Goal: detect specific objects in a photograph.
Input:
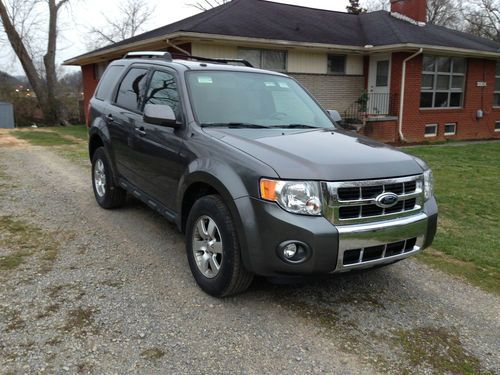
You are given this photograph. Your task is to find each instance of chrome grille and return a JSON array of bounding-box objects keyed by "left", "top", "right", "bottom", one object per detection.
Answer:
[{"left": 322, "top": 175, "right": 424, "bottom": 225}]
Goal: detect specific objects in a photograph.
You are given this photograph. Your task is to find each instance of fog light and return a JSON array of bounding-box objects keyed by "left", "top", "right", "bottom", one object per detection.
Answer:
[
  {"left": 283, "top": 243, "right": 297, "bottom": 259},
  {"left": 277, "top": 241, "right": 310, "bottom": 264}
]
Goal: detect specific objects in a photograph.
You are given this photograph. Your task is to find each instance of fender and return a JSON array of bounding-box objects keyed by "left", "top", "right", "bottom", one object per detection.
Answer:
[
  {"left": 89, "top": 120, "right": 119, "bottom": 185},
  {"left": 176, "top": 159, "right": 256, "bottom": 271}
]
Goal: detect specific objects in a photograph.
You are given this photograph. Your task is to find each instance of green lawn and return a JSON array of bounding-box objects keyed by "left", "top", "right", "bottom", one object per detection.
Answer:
[{"left": 407, "top": 143, "right": 500, "bottom": 294}]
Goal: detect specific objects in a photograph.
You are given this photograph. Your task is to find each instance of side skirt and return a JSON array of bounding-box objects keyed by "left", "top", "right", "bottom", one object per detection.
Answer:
[{"left": 118, "top": 177, "right": 178, "bottom": 224}]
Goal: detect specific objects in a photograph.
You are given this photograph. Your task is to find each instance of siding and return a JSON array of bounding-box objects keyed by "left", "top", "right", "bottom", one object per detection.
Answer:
[
  {"left": 290, "top": 73, "right": 364, "bottom": 113},
  {"left": 191, "top": 42, "right": 363, "bottom": 76}
]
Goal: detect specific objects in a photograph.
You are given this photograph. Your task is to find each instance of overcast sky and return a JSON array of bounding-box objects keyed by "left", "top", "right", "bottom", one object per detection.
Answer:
[{"left": 0, "top": 0, "right": 349, "bottom": 76}]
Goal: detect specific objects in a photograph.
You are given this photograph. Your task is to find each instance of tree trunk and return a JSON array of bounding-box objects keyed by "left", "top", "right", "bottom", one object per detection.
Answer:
[{"left": 0, "top": 0, "right": 70, "bottom": 125}]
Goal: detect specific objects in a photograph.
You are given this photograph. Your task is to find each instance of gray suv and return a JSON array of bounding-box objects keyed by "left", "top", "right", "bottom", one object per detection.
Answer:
[{"left": 88, "top": 51, "right": 438, "bottom": 297}]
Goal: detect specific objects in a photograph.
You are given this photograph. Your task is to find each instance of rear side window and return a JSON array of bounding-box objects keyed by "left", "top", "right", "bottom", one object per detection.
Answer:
[
  {"left": 115, "top": 68, "right": 149, "bottom": 112},
  {"left": 95, "top": 65, "right": 124, "bottom": 101}
]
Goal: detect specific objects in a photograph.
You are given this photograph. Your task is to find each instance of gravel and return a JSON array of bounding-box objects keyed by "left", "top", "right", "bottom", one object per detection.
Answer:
[{"left": 0, "top": 142, "right": 499, "bottom": 375}]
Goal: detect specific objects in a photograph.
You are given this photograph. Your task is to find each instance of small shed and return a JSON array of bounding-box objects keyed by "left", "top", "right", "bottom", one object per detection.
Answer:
[{"left": 0, "top": 102, "right": 15, "bottom": 128}]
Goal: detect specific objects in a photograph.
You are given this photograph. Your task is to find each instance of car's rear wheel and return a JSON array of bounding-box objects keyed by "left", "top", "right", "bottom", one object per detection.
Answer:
[
  {"left": 186, "top": 195, "right": 254, "bottom": 297},
  {"left": 91, "top": 147, "right": 127, "bottom": 209}
]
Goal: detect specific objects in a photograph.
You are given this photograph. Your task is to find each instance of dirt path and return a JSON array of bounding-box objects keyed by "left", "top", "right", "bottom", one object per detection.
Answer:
[{"left": 0, "top": 141, "right": 499, "bottom": 374}]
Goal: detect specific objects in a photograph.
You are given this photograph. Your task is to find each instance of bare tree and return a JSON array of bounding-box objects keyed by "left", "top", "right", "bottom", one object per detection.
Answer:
[
  {"left": 362, "top": 0, "right": 388, "bottom": 11},
  {"left": 463, "top": 0, "right": 500, "bottom": 42},
  {"left": 427, "top": 0, "right": 460, "bottom": 27},
  {"left": 88, "top": 0, "right": 155, "bottom": 49},
  {"left": 0, "top": 0, "right": 70, "bottom": 125},
  {"left": 188, "top": 0, "right": 231, "bottom": 11}
]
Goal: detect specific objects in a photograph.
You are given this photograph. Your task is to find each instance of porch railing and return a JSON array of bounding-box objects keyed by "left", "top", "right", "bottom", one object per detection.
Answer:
[{"left": 342, "top": 93, "right": 398, "bottom": 124}]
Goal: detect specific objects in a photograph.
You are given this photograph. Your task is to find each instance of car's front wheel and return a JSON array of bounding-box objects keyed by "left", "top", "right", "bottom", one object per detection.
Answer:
[
  {"left": 91, "top": 147, "right": 127, "bottom": 209},
  {"left": 186, "top": 195, "right": 254, "bottom": 297}
]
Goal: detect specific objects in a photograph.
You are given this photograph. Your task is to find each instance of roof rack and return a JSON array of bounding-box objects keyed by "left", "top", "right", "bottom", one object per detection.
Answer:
[
  {"left": 124, "top": 51, "right": 173, "bottom": 61},
  {"left": 171, "top": 53, "right": 253, "bottom": 67}
]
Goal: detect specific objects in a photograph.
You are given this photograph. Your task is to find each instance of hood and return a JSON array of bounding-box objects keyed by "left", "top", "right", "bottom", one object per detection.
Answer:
[{"left": 204, "top": 128, "right": 423, "bottom": 181}]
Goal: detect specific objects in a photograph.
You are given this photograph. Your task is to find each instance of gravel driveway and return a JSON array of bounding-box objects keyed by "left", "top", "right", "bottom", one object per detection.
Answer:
[{"left": 0, "top": 139, "right": 499, "bottom": 375}]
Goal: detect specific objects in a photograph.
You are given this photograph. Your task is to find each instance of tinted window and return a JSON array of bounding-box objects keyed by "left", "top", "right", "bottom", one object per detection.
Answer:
[
  {"left": 186, "top": 71, "right": 333, "bottom": 128},
  {"left": 115, "top": 68, "right": 149, "bottom": 111},
  {"left": 95, "top": 65, "right": 124, "bottom": 101},
  {"left": 144, "top": 71, "right": 180, "bottom": 117}
]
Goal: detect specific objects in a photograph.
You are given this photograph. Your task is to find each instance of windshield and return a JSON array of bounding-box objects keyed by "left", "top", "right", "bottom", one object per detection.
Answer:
[{"left": 186, "top": 71, "right": 335, "bottom": 129}]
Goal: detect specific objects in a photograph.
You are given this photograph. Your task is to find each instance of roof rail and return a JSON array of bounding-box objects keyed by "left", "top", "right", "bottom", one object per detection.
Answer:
[
  {"left": 124, "top": 51, "right": 173, "bottom": 61},
  {"left": 171, "top": 53, "right": 253, "bottom": 67}
]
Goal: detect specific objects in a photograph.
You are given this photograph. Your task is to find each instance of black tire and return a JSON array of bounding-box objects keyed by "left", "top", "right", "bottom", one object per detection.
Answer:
[
  {"left": 186, "top": 195, "right": 254, "bottom": 297},
  {"left": 91, "top": 147, "right": 127, "bottom": 209}
]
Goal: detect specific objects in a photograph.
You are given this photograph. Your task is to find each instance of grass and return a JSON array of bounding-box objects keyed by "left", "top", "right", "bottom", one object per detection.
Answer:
[
  {"left": 0, "top": 215, "right": 60, "bottom": 272},
  {"left": 406, "top": 142, "right": 500, "bottom": 294},
  {"left": 395, "top": 327, "right": 482, "bottom": 375},
  {"left": 14, "top": 130, "right": 77, "bottom": 146},
  {"left": 12, "top": 125, "right": 89, "bottom": 164}
]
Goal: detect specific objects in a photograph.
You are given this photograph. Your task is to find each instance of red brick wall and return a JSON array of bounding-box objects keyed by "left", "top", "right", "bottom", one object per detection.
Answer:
[
  {"left": 390, "top": 52, "right": 500, "bottom": 143},
  {"left": 82, "top": 64, "right": 99, "bottom": 117},
  {"left": 361, "top": 120, "right": 398, "bottom": 143}
]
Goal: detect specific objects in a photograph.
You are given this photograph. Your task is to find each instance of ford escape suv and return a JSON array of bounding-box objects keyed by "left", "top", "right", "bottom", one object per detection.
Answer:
[{"left": 87, "top": 51, "right": 438, "bottom": 297}]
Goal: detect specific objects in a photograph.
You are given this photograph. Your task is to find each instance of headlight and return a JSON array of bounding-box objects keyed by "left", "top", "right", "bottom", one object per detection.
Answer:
[
  {"left": 423, "top": 169, "right": 434, "bottom": 201},
  {"left": 260, "top": 179, "right": 322, "bottom": 216}
]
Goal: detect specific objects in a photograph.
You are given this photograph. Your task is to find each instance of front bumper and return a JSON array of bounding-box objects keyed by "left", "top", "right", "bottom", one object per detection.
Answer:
[{"left": 234, "top": 196, "right": 438, "bottom": 277}]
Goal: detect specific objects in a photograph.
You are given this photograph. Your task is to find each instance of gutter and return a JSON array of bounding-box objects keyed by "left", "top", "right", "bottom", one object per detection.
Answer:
[{"left": 398, "top": 48, "right": 423, "bottom": 143}]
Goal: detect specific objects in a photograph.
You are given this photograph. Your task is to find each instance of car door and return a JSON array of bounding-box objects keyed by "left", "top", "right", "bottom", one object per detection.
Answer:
[
  {"left": 131, "top": 68, "right": 185, "bottom": 211},
  {"left": 108, "top": 66, "right": 150, "bottom": 186}
]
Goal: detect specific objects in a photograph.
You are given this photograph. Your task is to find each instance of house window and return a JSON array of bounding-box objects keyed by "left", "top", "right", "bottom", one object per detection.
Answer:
[
  {"left": 495, "top": 121, "right": 500, "bottom": 132},
  {"left": 376, "top": 60, "right": 389, "bottom": 87},
  {"left": 444, "top": 123, "right": 457, "bottom": 135},
  {"left": 425, "top": 124, "right": 438, "bottom": 137},
  {"left": 238, "top": 48, "right": 287, "bottom": 71},
  {"left": 328, "top": 55, "right": 346, "bottom": 74},
  {"left": 494, "top": 63, "right": 500, "bottom": 107},
  {"left": 420, "top": 55, "right": 465, "bottom": 108}
]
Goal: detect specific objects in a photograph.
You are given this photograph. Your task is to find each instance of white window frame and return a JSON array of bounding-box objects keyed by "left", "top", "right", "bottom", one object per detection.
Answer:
[
  {"left": 444, "top": 122, "right": 457, "bottom": 136},
  {"left": 420, "top": 55, "right": 466, "bottom": 109},
  {"left": 425, "top": 124, "right": 438, "bottom": 137},
  {"left": 237, "top": 47, "right": 288, "bottom": 72},
  {"left": 327, "top": 54, "right": 346, "bottom": 75},
  {"left": 494, "top": 62, "right": 500, "bottom": 108},
  {"left": 495, "top": 121, "right": 500, "bottom": 132}
]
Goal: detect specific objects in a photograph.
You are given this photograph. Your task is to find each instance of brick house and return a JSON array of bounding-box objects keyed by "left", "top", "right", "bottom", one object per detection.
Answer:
[{"left": 65, "top": 0, "right": 500, "bottom": 143}]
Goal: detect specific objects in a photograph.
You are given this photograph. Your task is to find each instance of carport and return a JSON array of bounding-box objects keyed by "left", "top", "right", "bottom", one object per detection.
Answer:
[{"left": 0, "top": 102, "right": 15, "bottom": 128}]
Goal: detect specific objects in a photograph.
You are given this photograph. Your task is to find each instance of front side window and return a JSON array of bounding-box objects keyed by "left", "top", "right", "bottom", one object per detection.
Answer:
[
  {"left": 420, "top": 55, "right": 465, "bottom": 108},
  {"left": 144, "top": 70, "right": 180, "bottom": 117},
  {"left": 115, "top": 68, "right": 149, "bottom": 112},
  {"left": 186, "top": 71, "right": 333, "bottom": 128},
  {"left": 328, "top": 55, "right": 346, "bottom": 74},
  {"left": 238, "top": 48, "right": 287, "bottom": 71},
  {"left": 494, "top": 62, "right": 500, "bottom": 107}
]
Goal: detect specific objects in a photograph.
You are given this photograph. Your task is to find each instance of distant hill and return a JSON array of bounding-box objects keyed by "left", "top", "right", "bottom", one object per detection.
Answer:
[{"left": 0, "top": 71, "right": 23, "bottom": 86}]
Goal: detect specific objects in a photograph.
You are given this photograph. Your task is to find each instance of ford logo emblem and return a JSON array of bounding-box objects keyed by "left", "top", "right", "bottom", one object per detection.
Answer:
[{"left": 375, "top": 192, "right": 399, "bottom": 208}]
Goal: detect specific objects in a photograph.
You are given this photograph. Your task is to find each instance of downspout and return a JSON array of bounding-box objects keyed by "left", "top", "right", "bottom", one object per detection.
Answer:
[{"left": 398, "top": 48, "right": 423, "bottom": 142}]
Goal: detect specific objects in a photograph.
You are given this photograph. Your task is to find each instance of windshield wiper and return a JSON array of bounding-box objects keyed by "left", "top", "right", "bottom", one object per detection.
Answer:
[
  {"left": 201, "top": 122, "right": 270, "bottom": 129},
  {"left": 270, "top": 124, "right": 322, "bottom": 129}
]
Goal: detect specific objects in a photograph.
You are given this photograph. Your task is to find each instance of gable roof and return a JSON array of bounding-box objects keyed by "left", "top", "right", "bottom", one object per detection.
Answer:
[{"left": 65, "top": 0, "right": 500, "bottom": 65}]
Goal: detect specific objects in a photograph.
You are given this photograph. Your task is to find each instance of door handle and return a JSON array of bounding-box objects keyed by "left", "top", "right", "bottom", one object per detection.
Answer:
[
  {"left": 135, "top": 127, "right": 147, "bottom": 136},
  {"left": 106, "top": 114, "right": 114, "bottom": 123}
]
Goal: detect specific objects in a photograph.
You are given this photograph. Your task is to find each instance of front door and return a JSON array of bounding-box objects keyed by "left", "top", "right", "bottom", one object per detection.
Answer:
[
  {"left": 367, "top": 54, "right": 391, "bottom": 115},
  {"left": 132, "top": 69, "right": 185, "bottom": 211}
]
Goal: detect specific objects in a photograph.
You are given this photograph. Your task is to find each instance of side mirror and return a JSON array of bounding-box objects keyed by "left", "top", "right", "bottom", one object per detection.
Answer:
[
  {"left": 144, "top": 104, "right": 179, "bottom": 127},
  {"left": 327, "top": 109, "right": 342, "bottom": 123}
]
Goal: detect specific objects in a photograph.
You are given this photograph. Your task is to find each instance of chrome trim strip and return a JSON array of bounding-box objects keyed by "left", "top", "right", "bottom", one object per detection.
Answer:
[{"left": 333, "top": 213, "right": 428, "bottom": 272}]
